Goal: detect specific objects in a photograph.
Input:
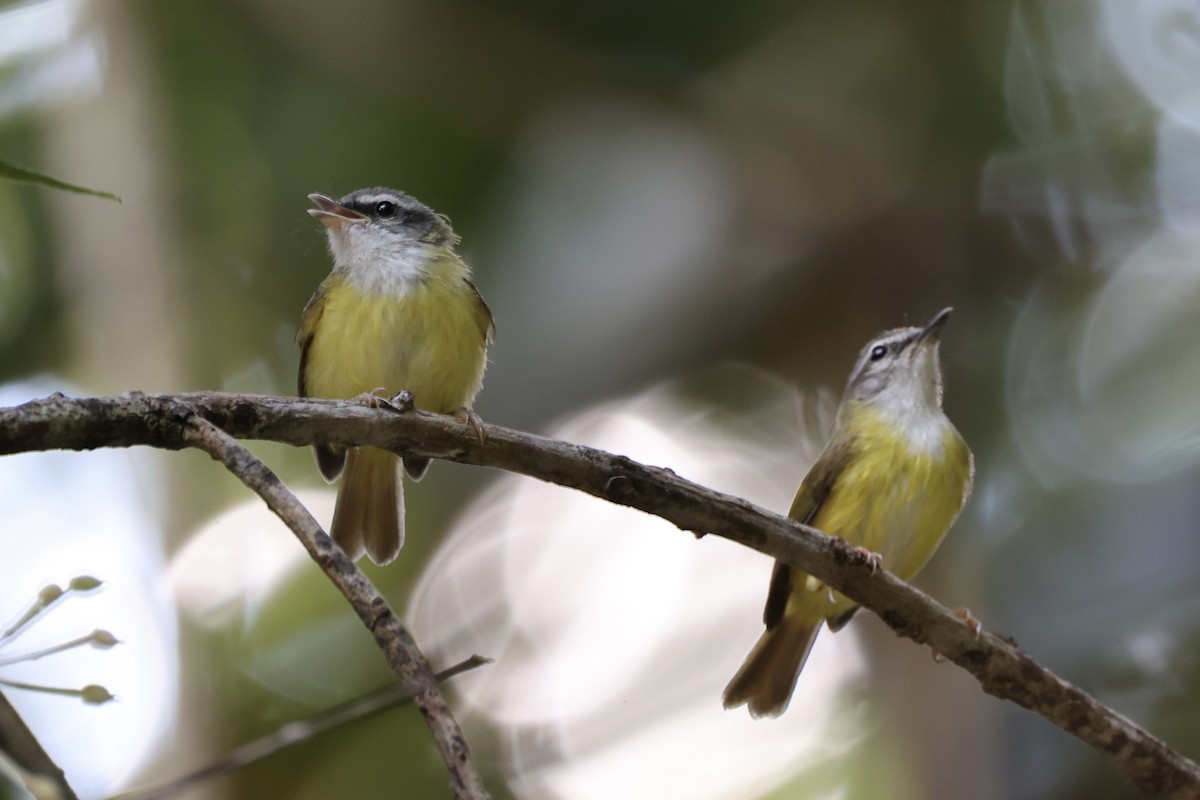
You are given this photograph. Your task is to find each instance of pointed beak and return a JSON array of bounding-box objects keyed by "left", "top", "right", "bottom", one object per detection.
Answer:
[
  {"left": 917, "top": 307, "right": 952, "bottom": 344},
  {"left": 308, "top": 192, "right": 367, "bottom": 230}
]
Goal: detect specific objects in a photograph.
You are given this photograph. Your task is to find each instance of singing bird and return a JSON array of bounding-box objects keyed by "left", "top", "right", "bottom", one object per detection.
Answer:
[
  {"left": 724, "top": 308, "right": 973, "bottom": 717},
  {"left": 297, "top": 188, "right": 494, "bottom": 565}
]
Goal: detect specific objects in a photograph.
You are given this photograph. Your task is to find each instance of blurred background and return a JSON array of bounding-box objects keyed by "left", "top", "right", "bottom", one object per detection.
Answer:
[{"left": 1, "top": 0, "right": 1198, "bottom": 798}]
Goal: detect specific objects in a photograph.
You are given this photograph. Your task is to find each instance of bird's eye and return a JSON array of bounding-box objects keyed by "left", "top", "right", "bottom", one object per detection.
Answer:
[
  {"left": 374, "top": 201, "right": 397, "bottom": 218},
  {"left": 869, "top": 345, "right": 888, "bottom": 361}
]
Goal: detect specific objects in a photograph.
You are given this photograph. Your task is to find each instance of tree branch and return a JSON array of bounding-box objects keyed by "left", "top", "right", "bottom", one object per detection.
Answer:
[
  {"left": 0, "top": 689, "right": 78, "bottom": 800},
  {"left": 2, "top": 391, "right": 1198, "bottom": 797},
  {"left": 109, "top": 655, "right": 491, "bottom": 800},
  {"left": 174, "top": 409, "right": 488, "bottom": 799}
]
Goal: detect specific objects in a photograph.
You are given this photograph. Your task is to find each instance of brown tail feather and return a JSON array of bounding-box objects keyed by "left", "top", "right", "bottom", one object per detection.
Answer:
[
  {"left": 404, "top": 457, "right": 430, "bottom": 481},
  {"left": 723, "top": 617, "right": 821, "bottom": 718},
  {"left": 330, "top": 447, "right": 405, "bottom": 565}
]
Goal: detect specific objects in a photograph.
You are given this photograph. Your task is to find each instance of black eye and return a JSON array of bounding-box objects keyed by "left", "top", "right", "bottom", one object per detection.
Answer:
[
  {"left": 374, "top": 201, "right": 397, "bottom": 218},
  {"left": 869, "top": 345, "right": 888, "bottom": 361}
]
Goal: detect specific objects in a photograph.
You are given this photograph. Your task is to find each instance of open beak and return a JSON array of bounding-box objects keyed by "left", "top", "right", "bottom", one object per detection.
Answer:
[
  {"left": 307, "top": 192, "right": 367, "bottom": 230},
  {"left": 917, "top": 307, "right": 952, "bottom": 344}
]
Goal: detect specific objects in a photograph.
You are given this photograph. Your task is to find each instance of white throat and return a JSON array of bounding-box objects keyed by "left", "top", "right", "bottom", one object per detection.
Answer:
[{"left": 328, "top": 225, "right": 440, "bottom": 296}]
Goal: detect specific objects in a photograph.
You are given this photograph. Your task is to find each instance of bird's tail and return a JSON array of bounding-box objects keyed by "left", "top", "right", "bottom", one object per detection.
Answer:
[
  {"left": 330, "top": 447, "right": 404, "bottom": 565},
  {"left": 722, "top": 616, "right": 822, "bottom": 718}
]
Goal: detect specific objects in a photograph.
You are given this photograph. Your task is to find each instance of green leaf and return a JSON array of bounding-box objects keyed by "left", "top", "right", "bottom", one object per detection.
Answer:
[{"left": 0, "top": 158, "right": 121, "bottom": 202}]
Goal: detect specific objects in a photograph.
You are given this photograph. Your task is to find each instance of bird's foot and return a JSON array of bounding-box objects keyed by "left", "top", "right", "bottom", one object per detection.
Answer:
[
  {"left": 353, "top": 388, "right": 413, "bottom": 413},
  {"left": 850, "top": 546, "right": 883, "bottom": 575},
  {"left": 953, "top": 606, "right": 983, "bottom": 639},
  {"left": 452, "top": 406, "right": 486, "bottom": 442},
  {"left": 929, "top": 609, "right": 982, "bottom": 664}
]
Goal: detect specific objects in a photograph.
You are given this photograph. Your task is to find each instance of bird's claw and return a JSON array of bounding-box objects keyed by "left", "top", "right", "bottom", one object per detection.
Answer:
[
  {"left": 850, "top": 546, "right": 883, "bottom": 575},
  {"left": 354, "top": 388, "right": 413, "bottom": 414},
  {"left": 953, "top": 606, "right": 983, "bottom": 639},
  {"left": 930, "top": 610, "right": 982, "bottom": 664},
  {"left": 354, "top": 387, "right": 395, "bottom": 410},
  {"left": 453, "top": 407, "right": 486, "bottom": 443}
]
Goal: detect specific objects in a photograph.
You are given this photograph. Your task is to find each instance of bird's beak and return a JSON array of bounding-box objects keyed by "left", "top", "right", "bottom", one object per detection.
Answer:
[
  {"left": 917, "top": 307, "right": 952, "bottom": 344},
  {"left": 307, "top": 193, "right": 367, "bottom": 230}
]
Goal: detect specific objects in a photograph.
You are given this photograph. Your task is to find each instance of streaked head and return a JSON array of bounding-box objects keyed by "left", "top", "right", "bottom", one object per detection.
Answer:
[
  {"left": 308, "top": 187, "right": 459, "bottom": 274},
  {"left": 844, "top": 307, "right": 952, "bottom": 409}
]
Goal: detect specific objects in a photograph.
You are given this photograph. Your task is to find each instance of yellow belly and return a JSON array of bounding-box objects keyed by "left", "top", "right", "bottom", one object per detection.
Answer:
[
  {"left": 817, "top": 424, "right": 968, "bottom": 577},
  {"left": 304, "top": 275, "right": 487, "bottom": 413},
  {"left": 798, "top": 404, "right": 972, "bottom": 617}
]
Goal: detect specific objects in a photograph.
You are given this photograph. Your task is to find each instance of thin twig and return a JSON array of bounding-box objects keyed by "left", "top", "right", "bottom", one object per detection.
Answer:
[
  {"left": 172, "top": 408, "right": 489, "bottom": 800},
  {"left": 1, "top": 391, "right": 1198, "bottom": 797},
  {"left": 108, "top": 655, "right": 491, "bottom": 800}
]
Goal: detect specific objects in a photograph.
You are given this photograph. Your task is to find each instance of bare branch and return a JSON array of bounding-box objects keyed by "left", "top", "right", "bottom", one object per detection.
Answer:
[
  {"left": 0, "top": 690, "right": 78, "bottom": 800},
  {"left": 174, "top": 409, "right": 489, "bottom": 800},
  {"left": 1, "top": 391, "right": 1198, "bottom": 797},
  {"left": 108, "top": 655, "right": 491, "bottom": 800}
]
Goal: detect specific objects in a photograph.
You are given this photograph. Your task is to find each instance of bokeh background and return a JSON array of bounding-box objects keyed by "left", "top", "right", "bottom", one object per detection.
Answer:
[{"left": 1, "top": 0, "right": 1199, "bottom": 798}]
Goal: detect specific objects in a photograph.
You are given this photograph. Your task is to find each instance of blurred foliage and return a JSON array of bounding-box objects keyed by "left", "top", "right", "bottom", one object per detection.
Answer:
[
  {"left": 2, "top": 0, "right": 1200, "bottom": 799},
  {"left": 0, "top": 157, "right": 118, "bottom": 200}
]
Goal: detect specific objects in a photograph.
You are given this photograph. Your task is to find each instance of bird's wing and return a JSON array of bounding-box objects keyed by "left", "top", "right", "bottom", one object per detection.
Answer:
[
  {"left": 295, "top": 281, "right": 345, "bottom": 481},
  {"left": 762, "top": 435, "right": 857, "bottom": 629},
  {"left": 296, "top": 282, "right": 329, "bottom": 398},
  {"left": 466, "top": 279, "right": 496, "bottom": 346}
]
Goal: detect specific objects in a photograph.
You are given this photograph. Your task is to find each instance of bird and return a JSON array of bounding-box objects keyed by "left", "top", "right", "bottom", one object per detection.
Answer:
[
  {"left": 297, "top": 187, "right": 494, "bottom": 565},
  {"left": 723, "top": 308, "right": 973, "bottom": 717}
]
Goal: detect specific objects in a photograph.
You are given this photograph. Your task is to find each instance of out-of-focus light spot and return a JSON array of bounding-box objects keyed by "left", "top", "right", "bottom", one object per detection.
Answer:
[
  {"left": 1008, "top": 229, "right": 1200, "bottom": 485},
  {"left": 0, "top": 0, "right": 103, "bottom": 115},
  {"left": 0, "top": 0, "right": 80, "bottom": 62},
  {"left": 169, "top": 488, "right": 392, "bottom": 705},
  {"left": 168, "top": 491, "right": 321, "bottom": 631},
  {"left": 1078, "top": 230, "right": 1200, "bottom": 471},
  {"left": 980, "top": 4, "right": 1166, "bottom": 261},
  {"left": 971, "top": 460, "right": 1028, "bottom": 542},
  {"left": 1126, "top": 629, "right": 1174, "bottom": 680},
  {"left": 0, "top": 379, "right": 177, "bottom": 799},
  {"left": 409, "top": 368, "right": 869, "bottom": 800},
  {"left": 1103, "top": 0, "right": 1200, "bottom": 129},
  {"left": 992, "top": 3, "right": 1200, "bottom": 486},
  {"left": 1155, "top": 116, "right": 1200, "bottom": 230}
]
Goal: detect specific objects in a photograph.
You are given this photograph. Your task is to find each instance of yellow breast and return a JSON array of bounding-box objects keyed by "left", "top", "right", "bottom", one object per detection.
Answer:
[
  {"left": 813, "top": 403, "right": 972, "bottom": 581},
  {"left": 302, "top": 272, "right": 488, "bottom": 413}
]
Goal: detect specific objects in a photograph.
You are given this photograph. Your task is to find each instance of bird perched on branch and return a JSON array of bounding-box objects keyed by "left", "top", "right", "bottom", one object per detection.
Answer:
[
  {"left": 724, "top": 308, "right": 972, "bottom": 717},
  {"left": 297, "top": 187, "right": 494, "bottom": 565}
]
